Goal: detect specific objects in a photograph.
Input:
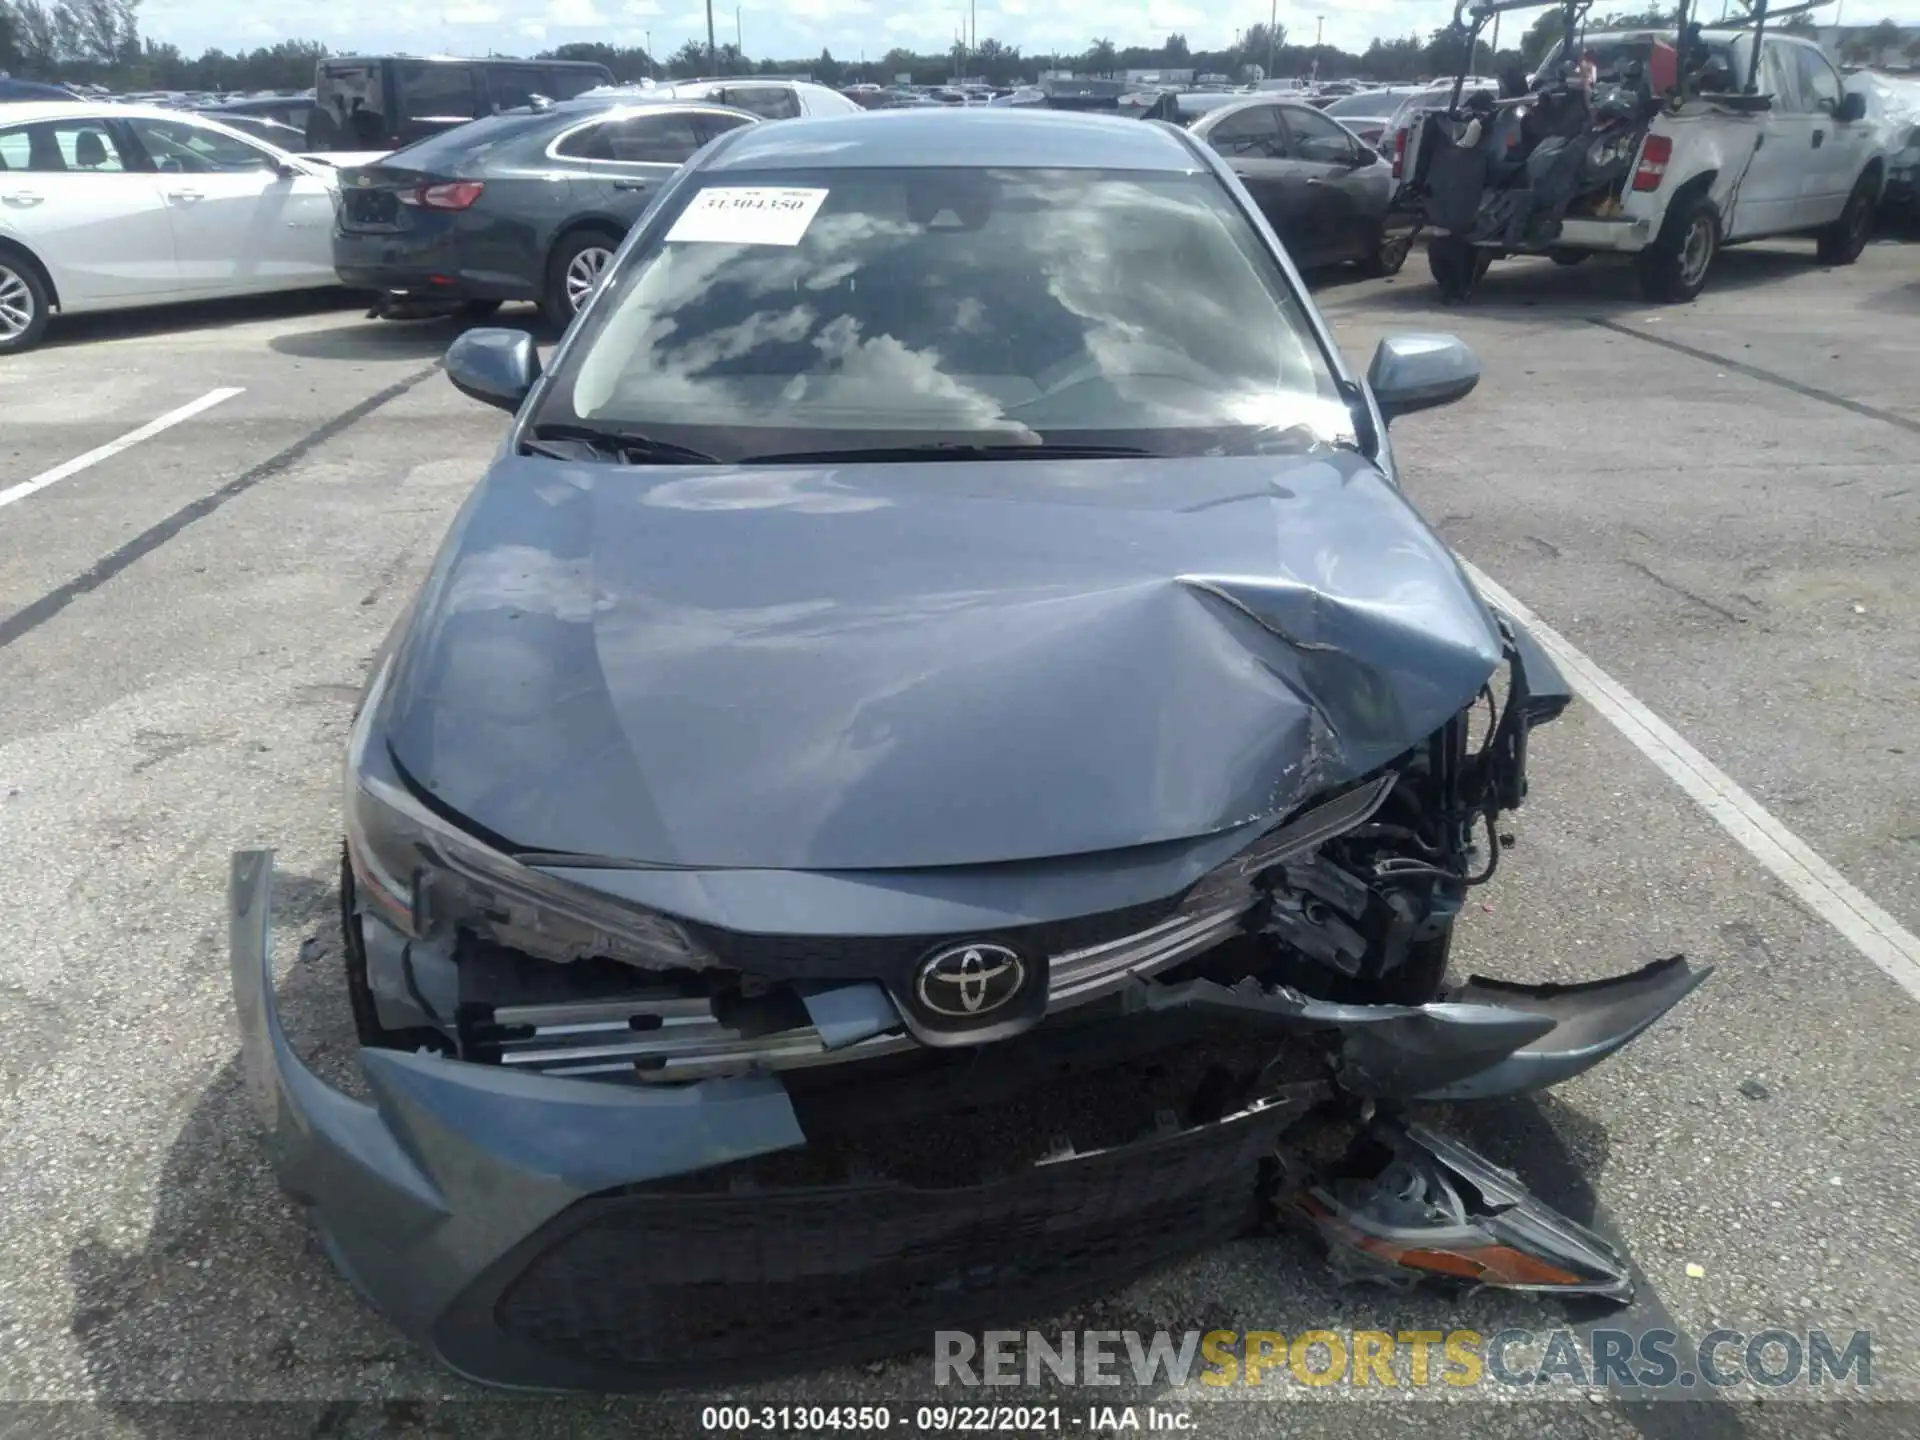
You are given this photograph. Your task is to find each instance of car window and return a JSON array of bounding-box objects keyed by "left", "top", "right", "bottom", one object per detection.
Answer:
[
  {"left": 129, "top": 118, "right": 275, "bottom": 173},
  {"left": 0, "top": 118, "right": 129, "bottom": 172},
  {"left": 565, "top": 112, "right": 705, "bottom": 164},
  {"left": 546, "top": 165, "right": 1346, "bottom": 463},
  {"left": 1282, "top": 106, "right": 1358, "bottom": 162},
  {"left": 1763, "top": 41, "right": 1807, "bottom": 112},
  {"left": 1174, "top": 93, "right": 1238, "bottom": 126},
  {"left": 1323, "top": 92, "right": 1389, "bottom": 117},
  {"left": 695, "top": 111, "right": 756, "bottom": 144},
  {"left": 720, "top": 85, "right": 802, "bottom": 120},
  {"left": 486, "top": 64, "right": 550, "bottom": 112},
  {"left": 1791, "top": 44, "right": 1843, "bottom": 115},
  {"left": 1205, "top": 104, "right": 1283, "bottom": 158},
  {"left": 545, "top": 67, "right": 609, "bottom": 101},
  {"left": 396, "top": 61, "right": 478, "bottom": 121}
]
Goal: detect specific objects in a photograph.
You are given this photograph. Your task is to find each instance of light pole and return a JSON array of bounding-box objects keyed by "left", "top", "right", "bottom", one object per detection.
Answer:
[
  {"left": 1313, "top": 15, "right": 1324, "bottom": 84},
  {"left": 705, "top": 0, "right": 717, "bottom": 75},
  {"left": 1267, "top": 0, "right": 1277, "bottom": 79},
  {"left": 646, "top": 29, "right": 653, "bottom": 79}
]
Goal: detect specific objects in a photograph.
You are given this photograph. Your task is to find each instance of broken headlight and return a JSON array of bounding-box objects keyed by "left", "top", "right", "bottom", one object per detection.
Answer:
[{"left": 343, "top": 657, "right": 716, "bottom": 970}]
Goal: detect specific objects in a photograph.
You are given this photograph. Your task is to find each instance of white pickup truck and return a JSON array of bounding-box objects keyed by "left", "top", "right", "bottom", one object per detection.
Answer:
[{"left": 1403, "top": 26, "right": 1885, "bottom": 302}]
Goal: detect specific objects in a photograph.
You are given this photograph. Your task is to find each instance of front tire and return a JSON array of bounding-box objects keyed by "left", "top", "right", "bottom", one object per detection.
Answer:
[
  {"left": 542, "top": 227, "right": 621, "bottom": 330},
  {"left": 1637, "top": 193, "right": 1719, "bottom": 303},
  {"left": 1815, "top": 171, "right": 1876, "bottom": 266},
  {"left": 1547, "top": 247, "right": 1589, "bottom": 266},
  {"left": 0, "top": 251, "right": 54, "bottom": 355}
]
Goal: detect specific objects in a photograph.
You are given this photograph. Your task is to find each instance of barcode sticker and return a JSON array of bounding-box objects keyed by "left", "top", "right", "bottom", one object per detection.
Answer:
[{"left": 664, "top": 186, "right": 829, "bottom": 246}]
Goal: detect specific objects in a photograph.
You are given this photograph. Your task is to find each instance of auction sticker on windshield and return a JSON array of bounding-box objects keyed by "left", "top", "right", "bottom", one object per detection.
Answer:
[{"left": 665, "top": 187, "right": 829, "bottom": 246}]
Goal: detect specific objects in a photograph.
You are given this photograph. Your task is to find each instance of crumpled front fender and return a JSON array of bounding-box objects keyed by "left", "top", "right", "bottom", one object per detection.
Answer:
[{"left": 1125, "top": 954, "right": 1711, "bottom": 1101}]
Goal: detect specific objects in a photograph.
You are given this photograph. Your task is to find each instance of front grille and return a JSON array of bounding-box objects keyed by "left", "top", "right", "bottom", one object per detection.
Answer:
[
  {"left": 681, "top": 894, "right": 1186, "bottom": 984},
  {"left": 488, "top": 1099, "right": 1292, "bottom": 1375}
]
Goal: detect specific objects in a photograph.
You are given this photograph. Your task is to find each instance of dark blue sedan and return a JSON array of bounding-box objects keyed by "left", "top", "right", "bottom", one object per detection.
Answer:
[{"left": 332, "top": 98, "right": 758, "bottom": 326}]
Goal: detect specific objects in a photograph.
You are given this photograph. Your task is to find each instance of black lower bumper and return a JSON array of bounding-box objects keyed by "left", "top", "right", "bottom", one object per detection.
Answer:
[{"left": 332, "top": 228, "right": 541, "bottom": 304}]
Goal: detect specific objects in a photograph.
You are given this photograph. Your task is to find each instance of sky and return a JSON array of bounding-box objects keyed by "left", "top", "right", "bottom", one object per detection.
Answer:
[{"left": 139, "top": 0, "right": 1920, "bottom": 66}]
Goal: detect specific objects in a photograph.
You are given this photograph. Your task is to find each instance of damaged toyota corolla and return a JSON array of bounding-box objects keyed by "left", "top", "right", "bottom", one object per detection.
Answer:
[{"left": 231, "top": 108, "right": 1710, "bottom": 1391}]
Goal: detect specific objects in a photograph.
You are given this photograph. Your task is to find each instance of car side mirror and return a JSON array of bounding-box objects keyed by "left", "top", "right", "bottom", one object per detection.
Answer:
[
  {"left": 1352, "top": 145, "right": 1379, "bottom": 167},
  {"left": 447, "top": 328, "right": 542, "bottom": 413},
  {"left": 1367, "top": 333, "right": 1481, "bottom": 423},
  {"left": 1836, "top": 91, "right": 1867, "bottom": 124}
]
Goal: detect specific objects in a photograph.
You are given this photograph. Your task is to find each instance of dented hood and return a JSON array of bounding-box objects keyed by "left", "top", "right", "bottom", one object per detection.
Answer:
[{"left": 382, "top": 451, "right": 1504, "bottom": 870}]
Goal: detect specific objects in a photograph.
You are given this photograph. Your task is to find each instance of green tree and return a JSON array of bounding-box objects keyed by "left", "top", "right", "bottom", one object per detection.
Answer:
[
  {"left": 1592, "top": 7, "right": 1676, "bottom": 27},
  {"left": 1085, "top": 36, "right": 1116, "bottom": 75},
  {"left": 669, "top": 38, "right": 706, "bottom": 78},
  {"left": 1866, "top": 18, "right": 1903, "bottom": 60},
  {"left": 814, "top": 47, "right": 841, "bottom": 85},
  {"left": 10, "top": 0, "right": 58, "bottom": 76},
  {"left": 1520, "top": 11, "right": 1564, "bottom": 66},
  {"left": 1163, "top": 32, "right": 1189, "bottom": 63},
  {"left": 973, "top": 38, "right": 1021, "bottom": 85}
]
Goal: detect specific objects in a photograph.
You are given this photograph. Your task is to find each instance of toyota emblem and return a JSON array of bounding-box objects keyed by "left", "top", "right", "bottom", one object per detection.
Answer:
[{"left": 914, "top": 942, "right": 1027, "bottom": 1018}]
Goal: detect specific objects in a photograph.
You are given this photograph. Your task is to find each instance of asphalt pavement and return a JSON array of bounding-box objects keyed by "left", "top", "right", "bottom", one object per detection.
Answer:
[{"left": 1, "top": 240, "right": 1917, "bottom": 1440}]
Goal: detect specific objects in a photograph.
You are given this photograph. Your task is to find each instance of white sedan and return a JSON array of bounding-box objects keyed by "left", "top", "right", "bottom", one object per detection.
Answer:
[{"left": 0, "top": 102, "right": 344, "bottom": 354}]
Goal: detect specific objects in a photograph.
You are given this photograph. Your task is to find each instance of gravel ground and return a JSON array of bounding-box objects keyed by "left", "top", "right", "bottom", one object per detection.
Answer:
[{"left": 1, "top": 237, "right": 1917, "bottom": 1438}]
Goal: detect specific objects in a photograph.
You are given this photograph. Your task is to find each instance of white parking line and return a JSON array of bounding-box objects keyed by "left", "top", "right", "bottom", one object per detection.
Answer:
[
  {"left": 1466, "top": 561, "right": 1920, "bottom": 1004},
  {"left": 0, "top": 387, "right": 244, "bottom": 513}
]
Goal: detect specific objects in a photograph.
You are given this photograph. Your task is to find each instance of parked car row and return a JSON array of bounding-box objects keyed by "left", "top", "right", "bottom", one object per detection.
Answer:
[{"left": 4, "top": 47, "right": 1913, "bottom": 354}]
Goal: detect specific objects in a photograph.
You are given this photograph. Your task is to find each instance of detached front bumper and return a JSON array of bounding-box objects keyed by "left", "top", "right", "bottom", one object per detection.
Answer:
[
  {"left": 231, "top": 852, "right": 1316, "bottom": 1391},
  {"left": 332, "top": 227, "right": 541, "bottom": 303},
  {"left": 234, "top": 839, "right": 1710, "bottom": 1388}
]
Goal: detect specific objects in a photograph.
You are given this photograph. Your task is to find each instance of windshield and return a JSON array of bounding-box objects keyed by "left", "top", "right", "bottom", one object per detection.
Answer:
[
  {"left": 1538, "top": 33, "right": 1735, "bottom": 80},
  {"left": 539, "top": 165, "right": 1348, "bottom": 463}
]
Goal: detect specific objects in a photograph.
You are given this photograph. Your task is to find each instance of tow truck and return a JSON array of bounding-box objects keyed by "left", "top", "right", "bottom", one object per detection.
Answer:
[{"left": 1396, "top": 0, "right": 1883, "bottom": 302}]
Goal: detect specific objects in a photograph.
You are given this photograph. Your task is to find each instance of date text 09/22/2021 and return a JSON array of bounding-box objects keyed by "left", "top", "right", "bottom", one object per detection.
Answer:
[{"left": 700, "top": 1406, "right": 1192, "bottom": 1432}]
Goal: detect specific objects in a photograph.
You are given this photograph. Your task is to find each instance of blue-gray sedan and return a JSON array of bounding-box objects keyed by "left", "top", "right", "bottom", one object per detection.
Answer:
[{"left": 235, "top": 107, "right": 1708, "bottom": 1392}]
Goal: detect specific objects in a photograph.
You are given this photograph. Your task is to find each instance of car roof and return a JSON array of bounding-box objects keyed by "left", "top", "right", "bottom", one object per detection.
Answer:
[
  {"left": 0, "top": 100, "right": 311, "bottom": 142},
  {"left": 0, "top": 101, "right": 100, "bottom": 124},
  {"left": 1189, "top": 94, "right": 1326, "bottom": 122},
  {"left": 696, "top": 107, "right": 1203, "bottom": 172}
]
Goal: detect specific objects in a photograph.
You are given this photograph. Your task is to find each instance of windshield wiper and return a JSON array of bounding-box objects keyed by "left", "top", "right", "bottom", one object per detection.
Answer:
[
  {"left": 740, "top": 441, "right": 1159, "bottom": 464},
  {"left": 522, "top": 422, "right": 719, "bottom": 465}
]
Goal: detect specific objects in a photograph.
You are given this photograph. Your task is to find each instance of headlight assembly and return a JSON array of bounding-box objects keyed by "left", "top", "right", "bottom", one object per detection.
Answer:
[{"left": 342, "top": 658, "right": 716, "bottom": 971}]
